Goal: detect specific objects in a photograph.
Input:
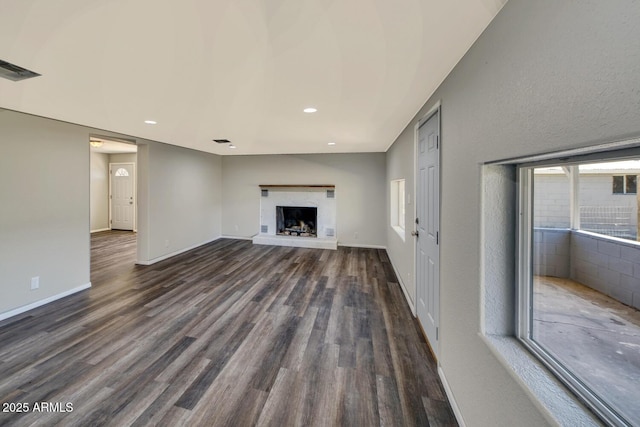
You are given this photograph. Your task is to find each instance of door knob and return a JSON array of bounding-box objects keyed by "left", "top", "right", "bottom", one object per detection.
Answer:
[{"left": 411, "top": 230, "right": 419, "bottom": 237}]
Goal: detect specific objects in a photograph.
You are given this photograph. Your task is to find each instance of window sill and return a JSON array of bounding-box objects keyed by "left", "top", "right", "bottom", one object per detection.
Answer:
[
  {"left": 392, "top": 225, "right": 406, "bottom": 241},
  {"left": 480, "top": 334, "right": 602, "bottom": 427}
]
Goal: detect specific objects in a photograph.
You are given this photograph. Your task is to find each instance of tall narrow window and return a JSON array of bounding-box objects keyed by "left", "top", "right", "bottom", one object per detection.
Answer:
[
  {"left": 398, "top": 179, "right": 406, "bottom": 230},
  {"left": 626, "top": 174, "right": 637, "bottom": 194},
  {"left": 519, "top": 157, "right": 640, "bottom": 427},
  {"left": 390, "top": 179, "right": 406, "bottom": 240}
]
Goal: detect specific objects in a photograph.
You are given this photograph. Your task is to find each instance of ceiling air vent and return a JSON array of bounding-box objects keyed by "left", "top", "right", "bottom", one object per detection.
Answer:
[
  {"left": 0, "top": 60, "right": 41, "bottom": 81},
  {"left": 213, "top": 139, "right": 231, "bottom": 143}
]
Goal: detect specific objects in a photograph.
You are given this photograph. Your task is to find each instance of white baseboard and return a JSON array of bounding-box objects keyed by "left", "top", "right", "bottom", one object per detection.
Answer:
[
  {"left": 338, "top": 243, "right": 387, "bottom": 249},
  {"left": 136, "top": 236, "right": 222, "bottom": 265},
  {"left": 220, "top": 235, "right": 253, "bottom": 241},
  {"left": 438, "top": 366, "right": 465, "bottom": 427},
  {"left": 388, "top": 255, "right": 416, "bottom": 315},
  {"left": 0, "top": 282, "right": 92, "bottom": 322},
  {"left": 90, "top": 228, "right": 110, "bottom": 233}
]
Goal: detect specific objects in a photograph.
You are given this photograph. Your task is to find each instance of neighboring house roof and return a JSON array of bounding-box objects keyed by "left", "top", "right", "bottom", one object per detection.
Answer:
[{"left": 535, "top": 160, "right": 640, "bottom": 175}]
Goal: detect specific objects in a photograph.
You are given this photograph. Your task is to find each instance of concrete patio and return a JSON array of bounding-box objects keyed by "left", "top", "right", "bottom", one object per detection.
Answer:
[{"left": 533, "top": 276, "right": 640, "bottom": 425}]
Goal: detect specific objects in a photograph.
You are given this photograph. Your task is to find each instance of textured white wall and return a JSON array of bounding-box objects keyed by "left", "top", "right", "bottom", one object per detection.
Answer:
[
  {"left": 221, "top": 154, "right": 386, "bottom": 247},
  {"left": 385, "top": 0, "right": 640, "bottom": 425}
]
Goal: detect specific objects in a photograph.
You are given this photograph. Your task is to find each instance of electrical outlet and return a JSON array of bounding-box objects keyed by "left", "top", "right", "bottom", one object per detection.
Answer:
[
  {"left": 165, "top": 240, "right": 170, "bottom": 248},
  {"left": 234, "top": 225, "right": 239, "bottom": 231},
  {"left": 354, "top": 232, "right": 358, "bottom": 239},
  {"left": 31, "top": 276, "right": 39, "bottom": 290}
]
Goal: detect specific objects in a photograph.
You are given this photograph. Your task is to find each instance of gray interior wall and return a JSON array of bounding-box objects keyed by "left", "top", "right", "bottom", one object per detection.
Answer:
[
  {"left": 221, "top": 153, "right": 386, "bottom": 247},
  {"left": 90, "top": 151, "right": 109, "bottom": 231},
  {"left": 385, "top": 0, "right": 640, "bottom": 425},
  {"left": 0, "top": 109, "right": 223, "bottom": 315},
  {"left": 137, "top": 141, "right": 222, "bottom": 263},
  {"left": 386, "top": 135, "right": 416, "bottom": 304},
  {"left": 110, "top": 153, "right": 137, "bottom": 164},
  {"left": 0, "top": 110, "right": 91, "bottom": 316}
]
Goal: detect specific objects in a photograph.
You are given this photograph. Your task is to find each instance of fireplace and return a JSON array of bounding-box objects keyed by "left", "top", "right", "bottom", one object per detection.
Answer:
[
  {"left": 253, "top": 185, "right": 336, "bottom": 249},
  {"left": 276, "top": 206, "right": 317, "bottom": 237}
]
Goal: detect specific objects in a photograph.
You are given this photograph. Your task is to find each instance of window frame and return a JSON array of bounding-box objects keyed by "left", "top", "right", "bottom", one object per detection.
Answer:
[
  {"left": 611, "top": 174, "right": 637, "bottom": 194},
  {"left": 516, "top": 151, "right": 640, "bottom": 427}
]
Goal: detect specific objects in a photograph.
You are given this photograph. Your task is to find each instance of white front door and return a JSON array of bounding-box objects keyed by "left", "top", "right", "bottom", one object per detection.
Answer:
[
  {"left": 416, "top": 109, "right": 440, "bottom": 356},
  {"left": 110, "top": 163, "right": 135, "bottom": 231}
]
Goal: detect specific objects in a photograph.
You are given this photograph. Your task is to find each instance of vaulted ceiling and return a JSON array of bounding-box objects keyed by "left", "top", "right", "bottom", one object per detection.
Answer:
[{"left": 0, "top": 0, "right": 506, "bottom": 155}]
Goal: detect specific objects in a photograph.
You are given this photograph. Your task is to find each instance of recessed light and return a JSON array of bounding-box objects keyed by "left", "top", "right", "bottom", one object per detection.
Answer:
[
  {"left": 303, "top": 107, "right": 317, "bottom": 113},
  {"left": 328, "top": 142, "right": 336, "bottom": 146},
  {"left": 229, "top": 144, "right": 237, "bottom": 149},
  {"left": 144, "top": 120, "right": 157, "bottom": 125}
]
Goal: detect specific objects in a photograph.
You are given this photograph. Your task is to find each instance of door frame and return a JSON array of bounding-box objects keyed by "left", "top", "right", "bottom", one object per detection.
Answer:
[
  {"left": 413, "top": 101, "right": 441, "bottom": 358},
  {"left": 109, "top": 162, "right": 136, "bottom": 232}
]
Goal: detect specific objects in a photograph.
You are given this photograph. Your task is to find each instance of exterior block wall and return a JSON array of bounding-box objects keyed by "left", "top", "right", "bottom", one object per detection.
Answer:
[
  {"left": 533, "top": 228, "right": 571, "bottom": 278},
  {"left": 570, "top": 231, "right": 640, "bottom": 310}
]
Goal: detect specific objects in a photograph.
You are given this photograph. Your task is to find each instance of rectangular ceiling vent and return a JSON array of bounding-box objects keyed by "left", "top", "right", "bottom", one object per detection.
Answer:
[
  {"left": 213, "top": 139, "right": 231, "bottom": 143},
  {"left": 0, "top": 60, "right": 41, "bottom": 81}
]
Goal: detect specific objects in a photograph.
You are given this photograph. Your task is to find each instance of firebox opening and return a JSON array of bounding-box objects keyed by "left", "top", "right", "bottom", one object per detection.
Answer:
[{"left": 277, "top": 206, "right": 317, "bottom": 238}]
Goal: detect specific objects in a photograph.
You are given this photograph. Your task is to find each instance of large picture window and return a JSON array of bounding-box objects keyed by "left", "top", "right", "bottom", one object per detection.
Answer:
[{"left": 518, "top": 156, "right": 640, "bottom": 427}]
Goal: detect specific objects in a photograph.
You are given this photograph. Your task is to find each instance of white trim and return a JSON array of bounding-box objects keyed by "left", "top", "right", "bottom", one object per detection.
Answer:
[
  {"left": 337, "top": 243, "right": 386, "bottom": 249},
  {"left": 388, "top": 253, "right": 416, "bottom": 315},
  {"left": 438, "top": 366, "right": 466, "bottom": 427},
  {"left": 90, "top": 228, "right": 110, "bottom": 233},
  {"left": 136, "top": 236, "right": 222, "bottom": 265},
  {"left": 391, "top": 225, "right": 405, "bottom": 241},
  {"left": 0, "top": 283, "right": 92, "bottom": 322},
  {"left": 413, "top": 102, "right": 442, "bottom": 358},
  {"left": 418, "top": 101, "right": 442, "bottom": 128}
]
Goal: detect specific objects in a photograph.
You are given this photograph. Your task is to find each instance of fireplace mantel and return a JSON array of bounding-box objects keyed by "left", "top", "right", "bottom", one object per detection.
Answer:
[{"left": 258, "top": 184, "right": 335, "bottom": 189}]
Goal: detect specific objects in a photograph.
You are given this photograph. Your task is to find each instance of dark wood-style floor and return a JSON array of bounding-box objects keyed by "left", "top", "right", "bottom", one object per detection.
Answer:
[{"left": 0, "top": 231, "right": 456, "bottom": 426}]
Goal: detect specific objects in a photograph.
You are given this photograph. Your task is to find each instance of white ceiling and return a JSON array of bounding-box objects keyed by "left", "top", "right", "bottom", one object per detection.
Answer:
[{"left": 0, "top": 0, "right": 506, "bottom": 156}]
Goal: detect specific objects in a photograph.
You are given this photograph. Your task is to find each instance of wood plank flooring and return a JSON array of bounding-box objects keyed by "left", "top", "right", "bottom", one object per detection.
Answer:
[{"left": 0, "top": 231, "right": 457, "bottom": 426}]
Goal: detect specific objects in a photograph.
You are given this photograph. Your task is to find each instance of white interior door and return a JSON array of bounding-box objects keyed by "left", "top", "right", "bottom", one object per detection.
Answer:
[
  {"left": 416, "top": 109, "right": 440, "bottom": 356},
  {"left": 110, "top": 163, "right": 135, "bottom": 231}
]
